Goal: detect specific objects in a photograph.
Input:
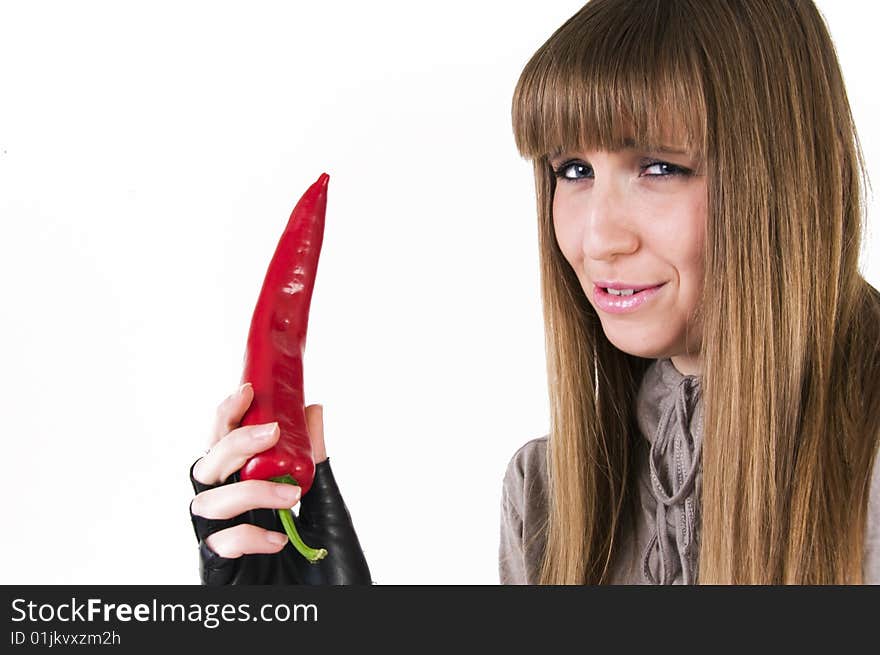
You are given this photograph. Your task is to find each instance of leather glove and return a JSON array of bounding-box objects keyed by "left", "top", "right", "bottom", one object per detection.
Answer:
[{"left": 189, "top": 457, "right": 373, "bottom": 585}]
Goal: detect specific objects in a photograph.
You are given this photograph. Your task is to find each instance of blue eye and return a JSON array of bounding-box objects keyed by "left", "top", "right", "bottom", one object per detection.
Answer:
[
  {"left": 552, "top": 161, "right": 591, "bottom": 181},
  {"left": 642, "top": 161, "right": 688, "bottom": 178}
]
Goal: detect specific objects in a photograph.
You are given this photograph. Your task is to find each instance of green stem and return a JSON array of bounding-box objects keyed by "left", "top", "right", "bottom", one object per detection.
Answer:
[{"left": 271, "top": 474, "right": 328, "bottom": 564}]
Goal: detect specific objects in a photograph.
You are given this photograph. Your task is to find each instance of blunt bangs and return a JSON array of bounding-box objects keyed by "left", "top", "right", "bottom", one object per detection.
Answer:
[{"left": 512, "top": 0, "right": 707, "bottom": 165}]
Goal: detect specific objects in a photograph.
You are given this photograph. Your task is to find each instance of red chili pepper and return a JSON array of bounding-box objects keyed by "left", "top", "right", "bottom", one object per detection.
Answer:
[{"left": 237, "top": 172, "right": 329, "bottom": 563}]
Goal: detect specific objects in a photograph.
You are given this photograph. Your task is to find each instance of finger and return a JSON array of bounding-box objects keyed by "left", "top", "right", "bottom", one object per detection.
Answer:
[
  {"left": 190, "top": 479, "right": 302, "bottom": 519},
  {"left": 193, "top": 421, "right": 279, "bottom": 486},
  {"left": 205, "top": 523, "right": 289, "bottom": 558},
  {"left": 209, "top": 382, "right": 255, "bottom": 447},
  {"left": 305, "top": 404, "right": 327, "bottom": 463}
]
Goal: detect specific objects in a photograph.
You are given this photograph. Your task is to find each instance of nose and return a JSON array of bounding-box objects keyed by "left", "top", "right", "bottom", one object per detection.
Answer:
[{"left": 583, "top": 179, "right": 639, "bottom": 262}]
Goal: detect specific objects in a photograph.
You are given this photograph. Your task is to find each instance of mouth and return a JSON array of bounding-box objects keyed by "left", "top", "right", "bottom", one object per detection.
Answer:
[
  {"left": 594, "top": 281, "right": 667, "bottom": 296},
  {"left": 592, "top": 282, "right": 667, "bottom": 314}
]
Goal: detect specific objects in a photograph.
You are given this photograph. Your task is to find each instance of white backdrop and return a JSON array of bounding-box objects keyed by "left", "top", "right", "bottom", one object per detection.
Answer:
[{"left": 1, "top": 1, "right": 878, "bottom": 585}]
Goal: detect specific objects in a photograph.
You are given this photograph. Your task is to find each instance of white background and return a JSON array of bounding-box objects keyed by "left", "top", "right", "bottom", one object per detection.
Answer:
[{"left": 1, "top": 1, "right": 878, "bottom": 585}]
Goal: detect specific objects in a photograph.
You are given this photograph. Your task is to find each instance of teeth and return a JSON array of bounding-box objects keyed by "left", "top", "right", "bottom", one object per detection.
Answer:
[{"left": 607, "top": 288, "right": 636, "bottom": 296}]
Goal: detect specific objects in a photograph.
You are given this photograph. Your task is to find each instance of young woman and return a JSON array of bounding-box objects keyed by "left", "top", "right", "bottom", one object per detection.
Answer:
[{"left": 500, "top": 0, "right": 880, "bottom": 584}]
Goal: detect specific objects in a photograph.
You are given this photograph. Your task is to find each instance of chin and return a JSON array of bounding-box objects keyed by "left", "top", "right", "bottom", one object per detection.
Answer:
[{"left": 601, "top": 322, "right": 681, "bottom": 361}]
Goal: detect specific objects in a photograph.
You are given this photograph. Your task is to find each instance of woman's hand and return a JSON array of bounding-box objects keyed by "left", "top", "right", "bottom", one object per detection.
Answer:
[
  {"left": 188, "top": 384, "right": 372, "bottom": 585},
  {"left": 190, "top": 383, "right": 316, "bottom": 559}
]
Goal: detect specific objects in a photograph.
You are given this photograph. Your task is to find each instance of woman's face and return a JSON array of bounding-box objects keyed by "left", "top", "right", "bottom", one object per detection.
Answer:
[{"left": 549, "top": 146, "right": 707, "bottom": 376}]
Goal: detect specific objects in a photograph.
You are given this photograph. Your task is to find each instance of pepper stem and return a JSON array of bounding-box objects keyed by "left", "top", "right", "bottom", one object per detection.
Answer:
[{"left": 270, "top": 474, "right": 328, "bottom": 564}]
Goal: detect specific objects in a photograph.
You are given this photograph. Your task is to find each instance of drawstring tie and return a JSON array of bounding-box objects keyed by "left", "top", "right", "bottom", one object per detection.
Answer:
[{"left": 641, "top": 375, "right": 702, "bottom": 584}]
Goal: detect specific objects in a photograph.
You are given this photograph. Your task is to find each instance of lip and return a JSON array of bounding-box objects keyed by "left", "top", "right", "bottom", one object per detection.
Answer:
[
  {"left": 593, "top": 282, "right": 666, "bottom": 314},
  {"left": 593, "top": 280, "right": 665, "bottom": 292}
]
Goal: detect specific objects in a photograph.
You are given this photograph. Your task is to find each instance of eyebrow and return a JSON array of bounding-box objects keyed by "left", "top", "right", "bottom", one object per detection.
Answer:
[{"left": 550, "top": 139, "right": 689, "bottom": 159}]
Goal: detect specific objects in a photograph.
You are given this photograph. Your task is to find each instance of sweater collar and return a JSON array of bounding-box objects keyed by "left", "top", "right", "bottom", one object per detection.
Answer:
[
  {"left": 636, "top": 357, "right": 702, "bottom": 445},
  {"left": 635, "top": 357, "right": 704, "bottom": 584}
]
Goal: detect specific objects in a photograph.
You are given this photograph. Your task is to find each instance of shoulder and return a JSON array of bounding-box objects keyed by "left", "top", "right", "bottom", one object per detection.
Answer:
[
  {"left": 503, "top": 435, "right": 548, "bottom": 488},
  {"left": 864, "top": 446, "right": 880, "bottom": 583},
  {"left": 501, "top": 435, "right": 549, "bottom": 518},
  {"left": 504, "top": 435, "right": 548, "bottom": 474}
]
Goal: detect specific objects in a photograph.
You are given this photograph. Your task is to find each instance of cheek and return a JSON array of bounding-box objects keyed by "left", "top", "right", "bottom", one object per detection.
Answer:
[
  {"left": 551, "top": 193, "right": 581, "bottom": 266},
  {"left": 683, "top": 196, "right": 707, "bottom": 276},
  {"left": 670, "top": 195, "right": 707, "bottom": 302}
]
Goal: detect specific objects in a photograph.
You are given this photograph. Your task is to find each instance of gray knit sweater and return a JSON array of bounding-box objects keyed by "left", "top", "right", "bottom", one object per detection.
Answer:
[{"left": 499, "top": 357, "right": 880, "bottom": 584}]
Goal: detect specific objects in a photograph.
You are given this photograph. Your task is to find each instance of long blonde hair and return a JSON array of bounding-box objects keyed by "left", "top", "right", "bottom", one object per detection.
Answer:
[{"left": 511, "top": 0, "right": 880, "bottom": 584}]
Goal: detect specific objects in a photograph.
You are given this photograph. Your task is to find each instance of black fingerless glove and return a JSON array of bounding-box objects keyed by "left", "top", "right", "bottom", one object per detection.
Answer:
[{"left": 189, "top": 458, "right": 373, "bottom": 585}]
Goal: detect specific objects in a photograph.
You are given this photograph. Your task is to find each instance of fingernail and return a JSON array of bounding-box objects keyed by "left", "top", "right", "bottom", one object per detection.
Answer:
[
  {"left": 276, "top": 484, "right": 300, "bottom": 502},
  {"left": 253, "top": 422, "right": 278, "bottom": 440},
  {"left": 266, "top": 532, "right": 287, "bottom": 546},
  {"left": 227, "top": 383, "right": 249, "bottom": 403}
]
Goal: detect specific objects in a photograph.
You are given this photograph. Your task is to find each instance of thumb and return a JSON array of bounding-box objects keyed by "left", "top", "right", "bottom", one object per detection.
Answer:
[{"left": 305, "top": 404, "right": 327, "bottom": 463}]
